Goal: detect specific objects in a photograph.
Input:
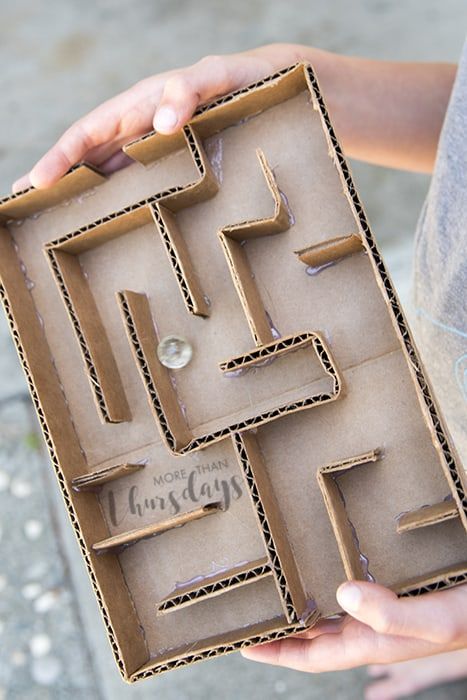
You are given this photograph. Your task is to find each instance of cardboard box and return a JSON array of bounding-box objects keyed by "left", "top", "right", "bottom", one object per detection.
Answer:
[{"left": 1, "top": 62, "right": 466, "bottom": 683}]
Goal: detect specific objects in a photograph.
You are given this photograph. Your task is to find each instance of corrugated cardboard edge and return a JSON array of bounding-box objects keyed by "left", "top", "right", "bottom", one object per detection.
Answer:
[
  {"left": 1, "top": 61, "right": 466, "bottom": 683},
  {"left": 218, "top": 147, "right": 290, "bottom": 345},
  {"left": 0, "top": 164, "right": 106, "bottom": 221},
  {"left": 71, "top": 462, "right": 145, "bottom": 491},
  {"left": 317, "top": 449, "right": 381, "bottom": 580},
  {"left": 394, "top": 563, "right": 467, "bottom": 597},
  {"left": 301, "top": 64, "right": 467, "bottom": 530},
  {"left": 118, "top": 291, "right": 342, "bottom": 455},
  {"left": 44, "top": 125, "right": 217, "bottom": 424},
  {"left": 396, "top": 500, "right": 459, "bottom": 534},
  {"left": 157, "top": 556, "right": 272, "bottom": 614},
  {"left": 130, "top": 618, "right": 307, "bottom": 683},
  {"left": 0, "top": 256, "right": 148, "bottom": 681}
]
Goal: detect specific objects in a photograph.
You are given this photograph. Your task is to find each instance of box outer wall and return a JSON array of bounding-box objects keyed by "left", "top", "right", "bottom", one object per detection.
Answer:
[{"left": 0, "top": 63, "right": 466, "bottom": 682}]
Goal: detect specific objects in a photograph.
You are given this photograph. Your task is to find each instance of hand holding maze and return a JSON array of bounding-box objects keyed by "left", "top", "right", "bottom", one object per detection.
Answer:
[{"left": 1, "top": 62, "right": 466, "bottom": 682}]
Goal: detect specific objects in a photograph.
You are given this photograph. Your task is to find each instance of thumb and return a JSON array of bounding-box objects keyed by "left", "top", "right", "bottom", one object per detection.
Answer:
[
  {"left": 153, "top": 53, "right": 272, "bottom": 134},
  {"left": 336, "top": 580, "right": 467, "bottom": 646},
  {"left": 153, "top": 55, "right": 235, "bottom": 134}
]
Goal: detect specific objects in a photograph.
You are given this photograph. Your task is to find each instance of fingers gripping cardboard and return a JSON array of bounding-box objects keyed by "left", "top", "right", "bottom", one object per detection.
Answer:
[{"left": 1, "top": 62, "right": 467, "bottom": 683}]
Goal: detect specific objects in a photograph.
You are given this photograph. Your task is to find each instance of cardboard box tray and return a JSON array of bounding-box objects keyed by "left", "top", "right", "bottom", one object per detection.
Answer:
[{"left": 1, "top": 62, "right": 466, "bottom": 682}]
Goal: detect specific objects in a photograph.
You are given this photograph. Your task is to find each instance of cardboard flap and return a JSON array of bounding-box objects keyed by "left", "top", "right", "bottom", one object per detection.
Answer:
[
  {"left": 93, "top": 501, "right": 223, "bottom": 553},
  {"left": 47, "top": 249, "right": 131, "bottom": 423},
  {"left": 397, "top": 500, "right": 460, "bottom": 534},
  {"left": 317, "top": 449, "right": 382, "bottom": 580},
  {"left": 72, "top": 463, "right": 145, "bottom": 492},
  {"left": 157, "top": 556, "right": 272, "bottom": 615},
  {"left": 296, "top": 233, "right": 364, "bottom": 267},
  {"left": 0, "top": 164, "right": 106, "bottom": 221}
]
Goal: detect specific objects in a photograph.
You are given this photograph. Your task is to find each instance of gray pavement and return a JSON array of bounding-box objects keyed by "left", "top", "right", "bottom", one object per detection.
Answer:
[{"left": 1, "top": 1, "right": 467, "bottom": 698}]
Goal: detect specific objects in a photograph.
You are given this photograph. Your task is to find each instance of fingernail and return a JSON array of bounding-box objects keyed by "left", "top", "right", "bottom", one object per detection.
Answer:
[
  {"left": 154, "top": 106, "right": 178, "bottom": 133},
  {"left": 29, "top": 170, "right": 43, "bottom": 189},
  {"left": 12, "top": 176, "right": 30, "bottom": 193},
  {"left": 336, "top": 583, "right": 362, "bottom": 612}
]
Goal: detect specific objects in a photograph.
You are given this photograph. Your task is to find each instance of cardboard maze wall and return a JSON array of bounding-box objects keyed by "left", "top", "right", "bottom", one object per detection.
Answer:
[{"left": 1, "top": 62, "right": 467, "bottom": 682}]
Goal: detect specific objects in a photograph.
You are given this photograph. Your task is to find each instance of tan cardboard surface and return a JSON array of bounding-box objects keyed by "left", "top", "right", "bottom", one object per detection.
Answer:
[{"left": 1, "top": 63, "right": 466, "bottom": 680}]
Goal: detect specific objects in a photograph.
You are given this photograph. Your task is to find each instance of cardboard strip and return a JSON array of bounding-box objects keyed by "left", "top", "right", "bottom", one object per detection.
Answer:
[
  {"left": 0, "top": 164, "right": 105, "bottom": 221},
  {"left": 117, "top": 290, "right": 193, "bottom": 452},
  {"left": 151, "top": 205, "right": 210, "bottom": 317},
  {"left": 318, "top": 449, "right": 381, "bottom": 478},
  {"left": 219, "top": 331, "right": 335, "bottom": 377},
  {"left": 157, "top": 557, "right": 272, "bottom": 615},
  {"left": 0, "top": 226, "right": 149, "bottom": 677},
  {"left": 124, "top": 62, "right": 307, "bottom": 166},
  {"left": 317, "top": 449, "right": 381, "bottom": 580},
  {"left": 302, "top": 63, "right": 467, "bottom": 534},
  {"left": 397, "top": 500, "right": 460, "bottom": 534},
  {"left": 233, "top": 432, "right": 313, "bottom": 624},
  {"left": 92, "top": 501, "right": 223, "bottom": 554},
  {"left": 43, "top": 127, "right": 217, "bottom": 428},
  {"left": 119, "top": 288, "right": 342, "bottom": 455},
  {"left": 131, "top": 614, "right": 302, "bottom": 681},
  {"left": 185, "top": 382, "right": 341, "bottom": 454},
  {"left": 296, "top": 233, "right": 363, "bottom": 267},
  {"left": 0, "top": 228, "right": 88, "bottom": 480},
  {"left": 392, "top": 562, "right": 467, "bottom": 597},
  {"left": 218, "top": 149, "right": 290, "bottom": 345},
  {"left": 45, "top": 205, "right": 153, "bottom": 256},
  {"left": 150, "top": 126, "right": 218, "bottom": 317},
  {"left": 46, "top": 249, "right": 131, "bottom": 424},
  {"left": 71, "top": 463, "right": 145, "bottom": 492},
  {"left": 218, "top": 235, "right": 273, "bottom": 345},
  {"left": 221, "top": 149, "right": 290, "bottom": 240}
]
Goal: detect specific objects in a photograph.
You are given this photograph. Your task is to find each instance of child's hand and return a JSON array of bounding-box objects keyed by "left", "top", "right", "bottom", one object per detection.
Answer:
[
  {"left": 12, "top": 44, "right": 304, "bottom": 192},
  {"left": 241, "top": 581, "right": 467, "bottom": 672},
  {"left": 12, "top": 43, "right": 454, "bottom": 191}
]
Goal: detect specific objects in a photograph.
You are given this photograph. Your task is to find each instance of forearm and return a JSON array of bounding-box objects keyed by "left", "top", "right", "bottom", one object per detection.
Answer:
[{"left": 254, "top": 43, "right": 456, "bottom": 173}]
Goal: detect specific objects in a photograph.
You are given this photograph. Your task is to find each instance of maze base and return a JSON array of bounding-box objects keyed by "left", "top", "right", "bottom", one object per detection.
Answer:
[{"left": 1, "top": 62, "right": 466, "bottom": 683}]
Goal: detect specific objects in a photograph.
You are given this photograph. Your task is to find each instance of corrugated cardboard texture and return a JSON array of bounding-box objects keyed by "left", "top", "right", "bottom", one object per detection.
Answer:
[{"left": 1, "top": 62, "right": 466, "bottom": 682}]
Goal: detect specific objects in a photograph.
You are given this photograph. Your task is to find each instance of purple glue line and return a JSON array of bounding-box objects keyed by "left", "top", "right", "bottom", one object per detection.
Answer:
[
  {"left": 173, "top": 560, "right": 250, "bottom": 590},
  {"left": 305, "top": 261, "right": 336, "bottom": 277}
]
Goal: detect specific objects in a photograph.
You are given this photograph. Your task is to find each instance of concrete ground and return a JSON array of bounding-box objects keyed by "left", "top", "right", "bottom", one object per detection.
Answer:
[{"left": 0, "top": 1, "right": 466, "bottom": 698}]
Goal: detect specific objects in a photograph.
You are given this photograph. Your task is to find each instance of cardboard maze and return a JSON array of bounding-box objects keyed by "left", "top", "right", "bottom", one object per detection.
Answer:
[{"left": 1, "top": 62, "right": 467, "bottom": 683}]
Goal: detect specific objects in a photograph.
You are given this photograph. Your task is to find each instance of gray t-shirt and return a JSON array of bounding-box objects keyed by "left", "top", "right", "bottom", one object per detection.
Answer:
[{"left": 413, "top": 38, "right": 467, "bottom": 467}]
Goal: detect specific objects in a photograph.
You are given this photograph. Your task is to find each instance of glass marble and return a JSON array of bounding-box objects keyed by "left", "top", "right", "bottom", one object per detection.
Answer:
[{"left": 157, "top": 335, "right": 193, "bottom": 369}]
